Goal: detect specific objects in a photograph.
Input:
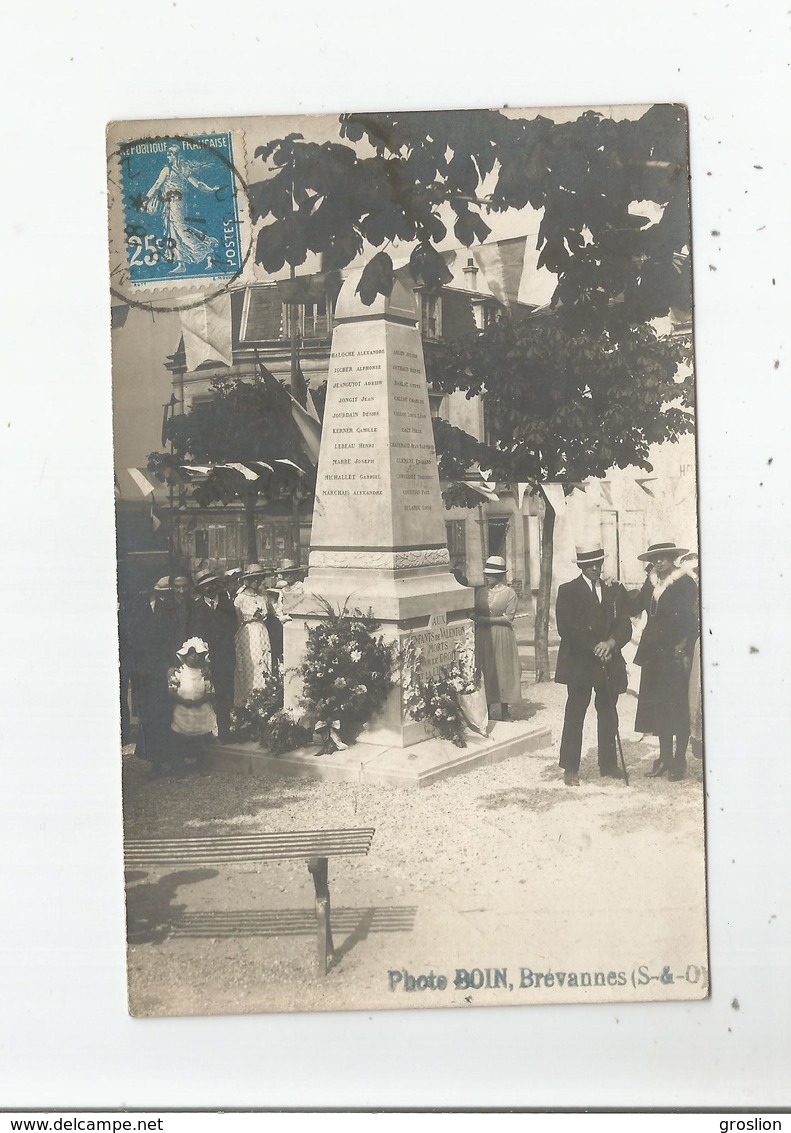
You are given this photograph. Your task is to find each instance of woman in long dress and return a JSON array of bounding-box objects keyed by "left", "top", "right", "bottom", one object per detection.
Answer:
[
  {"left": 474, "top": 555, "right": 521, "bottom": 719},
  {"left": 629, "top": 542, "right": 699, "bottom": 781},
  {"left": 233, "top": 563, "right": 272, "bottom": 706}
]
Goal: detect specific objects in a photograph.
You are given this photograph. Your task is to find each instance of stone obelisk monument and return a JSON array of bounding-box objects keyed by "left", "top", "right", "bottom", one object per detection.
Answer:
[{"left": 284, "top": 271, "right": 474, "bottom": 747}]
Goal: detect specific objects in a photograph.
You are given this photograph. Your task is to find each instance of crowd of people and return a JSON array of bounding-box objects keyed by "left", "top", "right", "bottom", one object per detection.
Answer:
[
  {"left": 127, "top": 558, "right": 304, "bottom": 777},
  {"left": 124, "top": 539, "right": 701, "bottom": 783}
]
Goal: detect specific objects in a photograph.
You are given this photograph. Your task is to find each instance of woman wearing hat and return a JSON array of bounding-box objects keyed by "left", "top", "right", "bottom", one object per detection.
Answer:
[
  {"left": 233, "top": 563, "right": 273, "bottom": 706},
  {"left": 473, "top": 556, "right": 521, "bottom": 719},
  {"left": 630, "top": 542, "right": 699, "bottom": 781},
  {"left": 193, "top": 569, "right": 236, "bottom": 741}
]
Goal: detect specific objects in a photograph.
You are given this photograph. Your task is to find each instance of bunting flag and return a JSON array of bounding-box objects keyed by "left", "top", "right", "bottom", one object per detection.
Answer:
[
  {"left": 180, "top": 292, "right": 233, "bottom": 372},
  {"left": 516, "top": 482, "right": 532, "bottom": 510},
  {"left": 289, "top": 393, "right": 322, "bottom": 464},
  {"left": 471, "top": 237, "right": 528, "bottom": 308},
  {"left": 114, "top": 473, "right": 122, "bottom": 500},
  {"left": 599, "top": 482, "right": 614, "bottom": 507},
  {"left": 464, "top": 478, "right": 498, "bottom": 501},
  {"left": 127, "top": 467, "right": 157, "bottom": 496},
  {"left": 635, "top": 477, "right": 658, "bottom": 497},
  {"left": 540, "top": 482, "right": 567, "bottom": 516},
  {"left": 248, "top": 460, "right": 274, "bottom": 476}
]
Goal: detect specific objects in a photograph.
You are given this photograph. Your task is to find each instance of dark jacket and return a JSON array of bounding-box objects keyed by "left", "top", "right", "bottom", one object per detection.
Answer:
[
  {"left": 631, "top": 571, "right": 699, "bottom": 669},
  {"left": 554, "top": 575, "right": 633, "bottom": 693},
  {"left": 629, "top": 570, "right": 699, "bottom": 734}
]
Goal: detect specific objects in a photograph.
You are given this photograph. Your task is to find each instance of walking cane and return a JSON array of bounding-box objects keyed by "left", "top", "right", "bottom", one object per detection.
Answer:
[{"left": 600, "top": 660, "right": 629, "bottom": 786}]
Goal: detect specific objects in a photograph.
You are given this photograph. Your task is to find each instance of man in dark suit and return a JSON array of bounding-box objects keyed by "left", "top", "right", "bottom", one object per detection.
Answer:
[{"left": 555, "top": 546, "right": 633, "bottom": 786}]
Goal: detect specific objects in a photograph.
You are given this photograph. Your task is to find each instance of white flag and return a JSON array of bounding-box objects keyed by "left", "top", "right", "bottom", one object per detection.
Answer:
[
  {"left": 180, "top": 293, "right": 233, "bottom": 372},
  {"left": 127, "top": 467, "right": 157, "bottom": 496},
  {"left": 541, "top": 482, "right": 567, "bottom": 515}
]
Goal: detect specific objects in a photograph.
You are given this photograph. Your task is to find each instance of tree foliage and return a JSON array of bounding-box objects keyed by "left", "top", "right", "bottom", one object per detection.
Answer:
[
  {"left": 147, "top": 374, "right": 312, "bottom": 560},
  {"left": 249, "top": 105, "right": 691, "bottom": 336},
  {"left": 427, "top": 314, "right": 694, "bottom": 488}
]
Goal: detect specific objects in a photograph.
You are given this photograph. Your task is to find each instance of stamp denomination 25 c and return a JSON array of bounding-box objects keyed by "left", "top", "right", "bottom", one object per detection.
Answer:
[{"left": 119, "top": 133, "right": 242, "bottom": 288}]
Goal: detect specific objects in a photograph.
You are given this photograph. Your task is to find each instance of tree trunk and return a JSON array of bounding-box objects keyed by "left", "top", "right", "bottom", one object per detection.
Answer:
[
  {"left": 534, "top": 500, "right": 555, "bottom": 683},
  {"left": 244, "top": 494, "right": 258, "bottom": 563}
]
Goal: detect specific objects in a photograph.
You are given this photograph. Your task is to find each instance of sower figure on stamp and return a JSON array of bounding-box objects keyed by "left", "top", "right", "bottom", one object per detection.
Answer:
[{"left": 555, "top": 546, "right": 633, "bottom": 786}]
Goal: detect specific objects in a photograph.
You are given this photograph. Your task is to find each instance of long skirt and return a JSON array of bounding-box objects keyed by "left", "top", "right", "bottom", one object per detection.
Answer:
[
  {"left": 635, "top": 655, "right": 691, "bottom": 736},
  {"left": 234, "top": 622, "right": 271, "bottom": 707},
  {"left": 476, "top": 624, "right": 521, "bottom": 705}
]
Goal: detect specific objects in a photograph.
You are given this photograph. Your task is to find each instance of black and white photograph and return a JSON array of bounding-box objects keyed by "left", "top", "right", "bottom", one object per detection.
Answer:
[
  {"left": 109, "top": 106, "right": 708, "bottom": 1017},
  {"left": 3, "top": 0, "right": 790, "bottom": 1111}
]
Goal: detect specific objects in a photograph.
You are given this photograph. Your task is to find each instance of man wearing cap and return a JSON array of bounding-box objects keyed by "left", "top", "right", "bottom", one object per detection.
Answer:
[
  {"left": 555, "top": 546, "right": 633, "bottom": 785},
  {"left": 192, "top": 569, "right": 236, "bottom": 741},
  {"left": 629, "top": 542, "right": 699, "bottom": 780}
]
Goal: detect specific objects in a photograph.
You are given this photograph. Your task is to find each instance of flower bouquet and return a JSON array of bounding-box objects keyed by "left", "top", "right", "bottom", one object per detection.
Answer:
[{"left": 299, "top": 598, "right": 396, "bottom": 754}]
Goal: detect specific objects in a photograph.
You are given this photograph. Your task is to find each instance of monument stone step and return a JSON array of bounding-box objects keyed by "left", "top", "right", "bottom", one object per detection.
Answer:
[{"left": 214, "top": 719, "right": 552, "bottom": 789}]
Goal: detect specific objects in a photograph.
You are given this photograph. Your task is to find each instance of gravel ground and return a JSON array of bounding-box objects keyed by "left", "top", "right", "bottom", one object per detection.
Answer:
[{"left": 123, "top": 683, "right": 708, "bottom": 1017}]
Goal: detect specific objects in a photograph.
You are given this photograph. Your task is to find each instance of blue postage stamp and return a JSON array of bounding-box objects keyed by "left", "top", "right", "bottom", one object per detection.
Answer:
[{"left": 120, "top": 133, "right": 242, "bottom": 286}]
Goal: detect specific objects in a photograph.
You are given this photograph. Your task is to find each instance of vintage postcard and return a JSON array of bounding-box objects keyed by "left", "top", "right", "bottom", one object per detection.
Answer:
[{"left": 108, "top": 105, "right": 707, "bottom": 1017}]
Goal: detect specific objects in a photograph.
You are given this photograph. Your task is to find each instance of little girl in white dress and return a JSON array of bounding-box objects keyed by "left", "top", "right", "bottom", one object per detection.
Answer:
[{"left": 167, "top": 637, "right": 217, "bottom": 773}]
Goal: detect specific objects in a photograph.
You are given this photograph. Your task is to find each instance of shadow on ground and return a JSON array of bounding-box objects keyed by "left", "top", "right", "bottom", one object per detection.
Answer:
[
  {"left": 502, "top": 699, "right": 546, "bottom": 723},
  {"left": 125, "top": 868, "right": 218, "bottom": 944}
]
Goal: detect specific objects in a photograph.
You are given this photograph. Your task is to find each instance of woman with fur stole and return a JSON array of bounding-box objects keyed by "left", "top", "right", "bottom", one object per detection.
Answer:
[{"left": 630, "top": 542, "right": 699, "bottom": 781}]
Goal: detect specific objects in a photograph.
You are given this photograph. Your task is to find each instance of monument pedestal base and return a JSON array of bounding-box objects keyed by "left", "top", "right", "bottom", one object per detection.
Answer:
[
  {"left": 283, "top": 564, "right": 474, "bottom": 749},
  {"left": 214, "top": 718, "right": 552, "bottom": 789}
]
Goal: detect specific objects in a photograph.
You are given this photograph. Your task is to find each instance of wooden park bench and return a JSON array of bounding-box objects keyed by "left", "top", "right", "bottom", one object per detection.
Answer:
[{"left": 124, "top": 827, "right": 376, "bottom": 975}]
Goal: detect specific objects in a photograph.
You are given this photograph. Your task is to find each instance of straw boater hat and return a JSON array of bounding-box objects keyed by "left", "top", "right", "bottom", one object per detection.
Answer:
[
  {"left": 194, "top": 568, "right": 220, "bottom": 589},
  {"left": 638, "top": 541, "right": 689, "bottom": 563},
  {"left": 176, "top": 637, "right": 210, "bottom": 657},
  {"left": 277, "top": 558, "right": 302, "bottom": 575},
  {"left": 575, "top": 545, "right": 605, "bottom": 566},
  {"left": 483, "top": 555, "right": 507, "bottom": 575},
  {"left": 242, "top": 562, "right": 268, "bottom": 579}
]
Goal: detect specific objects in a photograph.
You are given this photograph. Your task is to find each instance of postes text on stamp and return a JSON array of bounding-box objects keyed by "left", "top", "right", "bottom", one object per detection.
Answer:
[{"left": 119, "top": 133, "right": 242, "bottom": 287}]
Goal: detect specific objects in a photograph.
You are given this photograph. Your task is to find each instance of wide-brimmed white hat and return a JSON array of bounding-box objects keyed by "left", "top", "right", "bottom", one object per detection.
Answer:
[
  {"left": 153, "top": 576, "right": 171, "bottom": 592},
  {"left": 242, "top": 562, "right": 268, "bottom": 579},
  {"left": 575, "top": 545, "right": 605, "bottom": 566},
  {"left": 483, "top": 555, "right": 507, "bottom": 574},
  {"left": 637, "top": 541, "right": 689, "bottom": 563},
  {"left": 176, "top": 637, "right": 210, "bottom": 657}
]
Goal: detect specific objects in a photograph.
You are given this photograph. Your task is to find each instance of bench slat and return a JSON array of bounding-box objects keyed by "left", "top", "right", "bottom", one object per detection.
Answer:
[{"left": 124, "top": 828, "right": 375, "bottom": 868}]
